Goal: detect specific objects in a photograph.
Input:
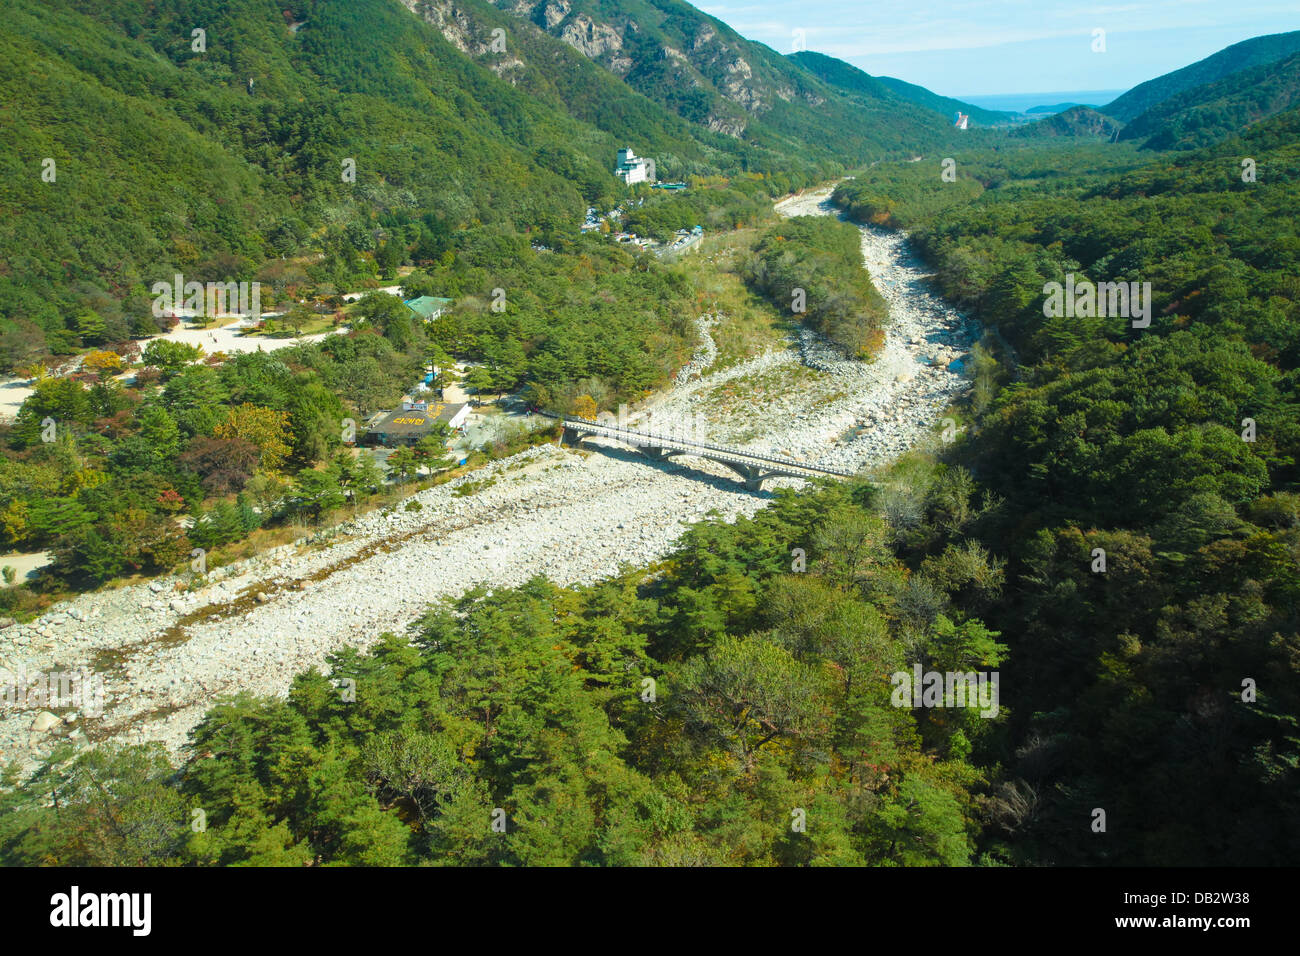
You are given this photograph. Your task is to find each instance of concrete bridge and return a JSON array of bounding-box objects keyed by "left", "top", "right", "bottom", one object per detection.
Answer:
[{"left": 556, "top": 416, "right": 856, "bottom": 491}]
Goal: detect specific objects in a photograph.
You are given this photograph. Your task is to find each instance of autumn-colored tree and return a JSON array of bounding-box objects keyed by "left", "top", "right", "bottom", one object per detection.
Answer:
[
  {"left": 133, "top": 367, "right": 163, "bottom": 389},
  {"left": 571, "top": 394, "right": 599, "bottom": 420},
  {"left": 18, "top": 363, "right": 50, "bottom": 382},
  {"left": 180, "top": 436, "right": 262, "bottom": 494},
  {"left": 0, "top": 500, "right": 30, "bottom": 549},
  {"left": 155, "top": 488, "right": 186, "bottom": 512},
  {"left": 213, "top": 404, "right": 292, "bottom": 473},
  {"left": 82, "top": 350, "right": 124, "bottom": 379}
]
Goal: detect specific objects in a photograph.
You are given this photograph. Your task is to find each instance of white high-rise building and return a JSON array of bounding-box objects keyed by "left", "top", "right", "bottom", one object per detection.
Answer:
[{"left": 615, "top": 148, "right": 656, "bottom": 184}]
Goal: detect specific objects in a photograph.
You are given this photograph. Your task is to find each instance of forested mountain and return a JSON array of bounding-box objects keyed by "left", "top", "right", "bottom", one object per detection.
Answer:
[
  {"left": 1005, "top": 40, "right": 1300, "bottom": 148},
  {"left": 1102, "top": 29, "right": 1300, "bottom": 122},
  {"left": 830, "top": 110, "right": 1300, "bottom": 863},
  {"left": 1024, "top": 102, "right": 1087, "bottom": 114},
  {"left": 0, "top": 0, "right": 794, "bottom": 595},
  {"left": 387, "top": 0, "right": 751, "bottom": 173},
  {"left": 789, "top": 51, "right": 1014, "bottom": 127},
  {"left": 486, "top": 0, "right": 959, "bottom": 156},
  {"left": 873, "top": 75, "right": 1014, "bottom": 126},
  {"left": 0, "top": 0, "right": 596, "bottom": 362},
  {"left": 1008, "top": 105, "right": 1123, "bottom": 140},
  {"left": 1118, "top": 51, "right": 1300, "bottom": 149},
  {"left": 0, "top": 0, "right": 954, "bottom": 368}
]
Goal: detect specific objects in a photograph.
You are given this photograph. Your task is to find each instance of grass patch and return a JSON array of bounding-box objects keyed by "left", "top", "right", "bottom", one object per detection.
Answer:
[
  {"left": 452, "top": 477, "right": 497, "bottom": 497},
  {"left": 672, "top": 228, "right": 796, "bottom": 371}
]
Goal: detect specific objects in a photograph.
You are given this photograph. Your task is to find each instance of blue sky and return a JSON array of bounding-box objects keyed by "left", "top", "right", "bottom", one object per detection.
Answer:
[{"left": 698, "top": 1, "right": 1300, "bottom": 96}]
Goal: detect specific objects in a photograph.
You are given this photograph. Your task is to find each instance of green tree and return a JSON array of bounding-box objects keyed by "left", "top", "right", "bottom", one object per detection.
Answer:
[
  {"left": 293, "top": 468, "right": 346, "bottom": 518},
  {"left": 0, "top": 743, "right": 187, "bottom": 865},
  {"left": 387, "top": 447, "right": 417, "bottom": 483},
  {"left": 142, "top": 339, "right": 204, "bottom": 375},
  {"left": 673, "top": 634, "right": 828, "bottom": 770},
  {"left": 75, "top": 309, "right": 108, "bottom": 345}
]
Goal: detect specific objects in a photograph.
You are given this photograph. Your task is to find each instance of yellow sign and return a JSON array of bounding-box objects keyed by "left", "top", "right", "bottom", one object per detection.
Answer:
[{"left": 388, "top": 403, "right": 445, "bottom": 428}]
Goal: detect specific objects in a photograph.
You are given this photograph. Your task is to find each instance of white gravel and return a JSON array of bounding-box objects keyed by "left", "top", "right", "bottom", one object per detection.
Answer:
[{"left": 0, "top": 186, "right": 977, "bottom": 773}]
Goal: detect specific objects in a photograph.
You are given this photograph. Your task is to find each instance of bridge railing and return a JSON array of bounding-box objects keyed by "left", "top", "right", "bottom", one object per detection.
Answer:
[{"left": 552, "top": 414, "right": 856, "bottom": 478}]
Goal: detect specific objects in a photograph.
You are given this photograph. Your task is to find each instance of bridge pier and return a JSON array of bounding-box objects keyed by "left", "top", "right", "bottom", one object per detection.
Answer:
[
  {"left": 562, "top": 425, "right": 592, "bottom": 447},
  {"left": 730, "top": 463, "right": 769, "bottom": 491}
]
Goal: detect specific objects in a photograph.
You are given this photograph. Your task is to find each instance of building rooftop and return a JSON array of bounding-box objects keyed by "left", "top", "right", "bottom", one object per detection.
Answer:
[
  {"left": 404, "top": 296, "right": 453, "bottom": 320},
  {"left": 370, "top": 401, "right": 466, "bottom": 438}
]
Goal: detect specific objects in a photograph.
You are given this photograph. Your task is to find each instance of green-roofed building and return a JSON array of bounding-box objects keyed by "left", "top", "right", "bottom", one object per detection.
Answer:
[{"left": 404, "top": 296, "right": 453, "bottom": 321}]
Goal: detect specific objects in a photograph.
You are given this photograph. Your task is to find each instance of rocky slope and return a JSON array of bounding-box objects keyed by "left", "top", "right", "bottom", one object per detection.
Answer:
[{"left": 483, "top": 0, "right": 955, "bottom": 159}]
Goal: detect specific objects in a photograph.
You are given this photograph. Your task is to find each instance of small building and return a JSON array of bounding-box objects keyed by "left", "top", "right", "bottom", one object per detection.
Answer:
[
  {"left": 404, "top": 296, "right": 453, "bottom": 322},
  {"left": 615, "top": 148, "right": 656, "bottom": 185},
  {"left": 367, "top": 400, "right": 470, "bottom": 447}
]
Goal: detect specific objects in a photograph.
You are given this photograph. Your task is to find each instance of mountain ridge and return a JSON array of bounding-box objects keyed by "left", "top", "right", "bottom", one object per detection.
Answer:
[
  {"left": 1119, "top": 50, "right": 1300, "bottom": 149},
  {"left": 1102, "top": 29, "right": 1300, "bottom": 121},
  {"left": 482, "top": 0, "right": 959, "bottom": 160}
]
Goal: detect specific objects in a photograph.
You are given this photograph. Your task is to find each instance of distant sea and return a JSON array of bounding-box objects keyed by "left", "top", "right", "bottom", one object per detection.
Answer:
[{"left": 957, "top": 90, "right": 1127, "bottom": 114}]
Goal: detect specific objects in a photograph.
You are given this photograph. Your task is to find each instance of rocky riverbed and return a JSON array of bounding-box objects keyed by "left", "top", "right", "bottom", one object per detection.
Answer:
[
  {"left": 637, "top": 186, "right": 978, "bottom": 471},
  {"left": 0, "top": 185, "right": 977, "bottom": 773}
]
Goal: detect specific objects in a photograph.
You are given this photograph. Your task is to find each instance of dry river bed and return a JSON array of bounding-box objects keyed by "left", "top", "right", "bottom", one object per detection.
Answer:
[{"left": 0, "top": 186, "right": 977, "bottom": 773}]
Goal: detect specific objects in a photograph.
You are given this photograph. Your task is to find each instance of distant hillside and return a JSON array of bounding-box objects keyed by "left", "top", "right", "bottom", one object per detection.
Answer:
[
  {"left": 390, "top": 0, "right": 760, "bottom": 176},
  {"left": 1008, "top": 106, "right": 1123, "bottom": 140},
  {"left": 1103, "top": 30, "right": 1300, "bottom": 122},
  {"left": 781, "top": 50, "right": 893, "bottom": 102},
  {"left": 1119, "top": 52, "right": 1300, "bottom": 149},
  {"left": 1024, "top": 102, "right": 1086, "bottom": 115},
  {"left": 789, "top": 50, "right": 1013, "bottom": 126}
]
